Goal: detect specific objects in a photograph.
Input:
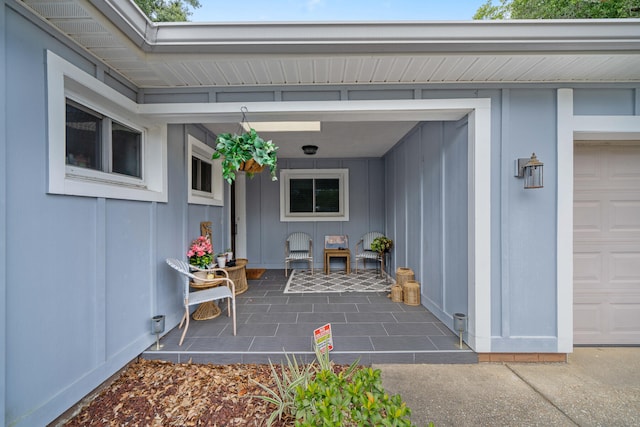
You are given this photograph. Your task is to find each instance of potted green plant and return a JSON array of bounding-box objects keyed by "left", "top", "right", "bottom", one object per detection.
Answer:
[
  {"left": 211, "top": 128, "right": 279, "bottom": 184},
  {"left": 370, "top": 236, "right": 393, "bottom": 255},
  {"left": 370, "top": 236, "right": 393, "bottom": 279}
]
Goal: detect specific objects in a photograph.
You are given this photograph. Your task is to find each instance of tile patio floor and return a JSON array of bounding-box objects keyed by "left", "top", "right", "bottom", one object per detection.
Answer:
[{"left": 141, "top": 270, "right": 477, "bottom": 365}]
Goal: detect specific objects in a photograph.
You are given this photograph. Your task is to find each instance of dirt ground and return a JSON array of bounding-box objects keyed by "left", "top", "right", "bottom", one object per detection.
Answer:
[{"left": 62, "top": 358, "right": 292, "bottom": 426}]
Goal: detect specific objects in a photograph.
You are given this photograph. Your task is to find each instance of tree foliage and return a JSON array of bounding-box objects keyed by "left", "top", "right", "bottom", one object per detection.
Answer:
[
  {"left": 474, "top": 0, "right": 640, "bottom": 19},
  {"left": 134, "top": 0, "right": 201, "bottom": 22}
]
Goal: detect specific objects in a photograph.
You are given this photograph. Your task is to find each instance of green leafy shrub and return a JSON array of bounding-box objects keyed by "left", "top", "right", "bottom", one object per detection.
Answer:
[
  {"left": 252, "top": 347, "right": 418, "bottom": 426},
  {"left": 294, "top": 365, "right": 414, "bottom": 427}
]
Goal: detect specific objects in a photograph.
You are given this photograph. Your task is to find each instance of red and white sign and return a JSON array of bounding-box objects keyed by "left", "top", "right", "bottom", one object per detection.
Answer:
[{"left": 313, "top": 323, "right": 334, "bottom": 352}]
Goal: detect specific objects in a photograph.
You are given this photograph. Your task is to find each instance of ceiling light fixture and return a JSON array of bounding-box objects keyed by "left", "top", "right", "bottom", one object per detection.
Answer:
[
  {"left": 241, "top": 121, "right": 321, "bottom": 132},
  {"left": 302, "top": 145, "right": 318, "bottom": 155}
]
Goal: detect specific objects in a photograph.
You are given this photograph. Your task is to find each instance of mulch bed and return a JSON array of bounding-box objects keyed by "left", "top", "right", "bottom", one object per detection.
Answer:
[{"left": 62, "top": 358, "right": 292, "bottom": 426}]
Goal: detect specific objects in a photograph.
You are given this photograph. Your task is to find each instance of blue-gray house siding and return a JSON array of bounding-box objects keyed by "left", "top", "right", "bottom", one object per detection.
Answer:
[{"left": 2, "top": 1, "right": 640, "bottom": 425}]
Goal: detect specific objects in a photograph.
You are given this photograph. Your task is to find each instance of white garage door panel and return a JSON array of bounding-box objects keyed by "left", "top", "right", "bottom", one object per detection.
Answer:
[
  {"left": 574, "top": 252, "right": 602, "bottom": 284},
  {"left": 574, "top": 143, "right": 640, "bottom": 345},
  {"left": 609, "top": 200, "right": 640, "bottom": 232},
  {"left": 610, "top": 251, "right": 640, "bottom": 284},
  {"left": 574, "top": 291, "right": 640, "bottom": 344},
  {"left": 574, "top": 200, "right": 601, "bottom": 232}
]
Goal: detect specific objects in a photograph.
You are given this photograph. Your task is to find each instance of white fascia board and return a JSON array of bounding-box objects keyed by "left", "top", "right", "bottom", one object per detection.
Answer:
[{"left": 148, "top": 20, "right": 640, "bottom": 54}]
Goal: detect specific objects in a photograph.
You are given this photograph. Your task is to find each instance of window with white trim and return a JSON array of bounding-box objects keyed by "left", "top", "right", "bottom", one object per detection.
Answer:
[
  {"left": 280, "top": 169, "right": 349, "bottom": 221},
  {"left": 47, "top": 51, "right": 167, "bottom": 202},
  {"left": 66, "top": 99, "right": 142, "bottom": 179},
  {"left": 188, "top": 135, "right": 223, "bottom": 206}
]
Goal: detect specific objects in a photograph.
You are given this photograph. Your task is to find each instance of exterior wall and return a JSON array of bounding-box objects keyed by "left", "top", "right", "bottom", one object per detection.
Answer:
[
  {"left": 493, "top": 89, "right": 559, "bottom": 352},
  {"left": 2, "top": 7, "right": 225, "bottom": 425},
  {"left": 384, "top": 120, "right": 469, "bottom": 331},
  {"left": 245, "top": 157, "right": 385, "bottom": 269},
  {"left": 3, "top": 2, "right": 640, "bottom": 426}
]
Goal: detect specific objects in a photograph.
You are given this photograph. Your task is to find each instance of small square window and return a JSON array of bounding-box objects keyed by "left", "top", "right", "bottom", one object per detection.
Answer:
[
  {"left": 188, "top": 135, "right": 223, "bottom": 206},
  {"left": 280, "top": 169, "right": 349, "bottom": 222},
  {"left": 289, "top": 178, "right": 340, "bottom": 213},
  {"left": 192, "top": 157, "right": 213, "bottom": 193}
]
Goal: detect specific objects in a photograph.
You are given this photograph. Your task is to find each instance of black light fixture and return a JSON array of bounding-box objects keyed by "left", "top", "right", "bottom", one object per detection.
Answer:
[
  {"left": 515, "top": 152, "right": 544, "bottom": 189},
  {"left": 302, "top": 145, "right": 318, "bottom": 155}
]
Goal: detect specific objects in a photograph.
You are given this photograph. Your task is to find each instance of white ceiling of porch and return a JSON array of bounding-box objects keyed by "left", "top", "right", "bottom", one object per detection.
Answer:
[{"left": 18, "top": 0, "right": 640, "bottom": 157}]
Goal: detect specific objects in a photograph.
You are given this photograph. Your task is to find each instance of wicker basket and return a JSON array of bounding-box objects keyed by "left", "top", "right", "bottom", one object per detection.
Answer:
[
  {"left": 403, "top": 280, "right": 421, "bottom": 306},
  {"left": 240, "top": 159, "right": 265, "bottom": 174},
  {"left": 390, "top": 284, "right": 403, "bottom": 302},
  {"left": 396, "top": 267, "right": 414, "bottom": 288}
]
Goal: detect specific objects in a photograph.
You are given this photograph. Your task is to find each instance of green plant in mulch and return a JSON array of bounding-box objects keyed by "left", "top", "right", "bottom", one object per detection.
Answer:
[
  {"left": 250, "top": 352, "right": 317, "bottom": 426},
  {"left": 251, "top": 346, "right": 420, "bottom": 426}
]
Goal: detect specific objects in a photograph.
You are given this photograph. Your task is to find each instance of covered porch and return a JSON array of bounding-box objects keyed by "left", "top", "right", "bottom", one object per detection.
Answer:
[{"left": 142, "top": 271, "right": 476, "bottom": 365}]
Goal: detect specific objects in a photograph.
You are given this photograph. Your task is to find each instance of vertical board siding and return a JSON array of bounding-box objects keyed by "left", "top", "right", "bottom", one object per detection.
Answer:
[
  {"left": 504, "top": 89, "right": 558, "bottom": 338},
  {"left": 573, "top": 88, "right": 636, "bottom": 115},
  {"left": 421, "top": 123, "right": 445, "bottom": 308},
  {"left": 385, "top": 121, "right": 468, "bottom": 328},
  {"left": 246, "top": 158, "right": 386, "bottom": 269},
  {"left": 442, "top": 120, "right": 469, "bottom": 316},
  {"left": 2, "top": 11, "right": 225, "bottom": 422}
]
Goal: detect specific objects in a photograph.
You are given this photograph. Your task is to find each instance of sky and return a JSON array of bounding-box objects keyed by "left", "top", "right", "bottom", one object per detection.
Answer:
[{"left": 189, "top": 0, "right": 488, "bottom": 22}]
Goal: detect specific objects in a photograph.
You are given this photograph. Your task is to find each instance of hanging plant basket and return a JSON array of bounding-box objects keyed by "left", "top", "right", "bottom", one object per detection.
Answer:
[{"left": 212, "top": 127, "right": 279, "bottom": 184}]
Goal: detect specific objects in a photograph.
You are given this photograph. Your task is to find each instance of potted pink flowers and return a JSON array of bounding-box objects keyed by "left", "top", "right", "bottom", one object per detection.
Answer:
[{"left": 187, "top": 236, "right": 213, "bottom": 269}]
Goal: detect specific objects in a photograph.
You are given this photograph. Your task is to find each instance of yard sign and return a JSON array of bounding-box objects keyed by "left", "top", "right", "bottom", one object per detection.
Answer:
[{"left": 313, "top": 323, "right": 334, "bottom": 352}]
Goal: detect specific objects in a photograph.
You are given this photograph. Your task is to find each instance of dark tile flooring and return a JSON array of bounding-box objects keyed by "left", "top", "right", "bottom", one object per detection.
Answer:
[{"left": 141, "top": 270, "right": 476, "bottom": 365}]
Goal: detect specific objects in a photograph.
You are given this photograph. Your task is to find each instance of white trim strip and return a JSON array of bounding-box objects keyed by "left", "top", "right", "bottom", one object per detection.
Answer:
[{"left": 557, "top": 88, "right": 574, "bottom": 353}]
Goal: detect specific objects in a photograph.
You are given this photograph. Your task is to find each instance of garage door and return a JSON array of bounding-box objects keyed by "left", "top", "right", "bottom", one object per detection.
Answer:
[{"left": 574, "top": 142, "right": 640, "bottom": 345}]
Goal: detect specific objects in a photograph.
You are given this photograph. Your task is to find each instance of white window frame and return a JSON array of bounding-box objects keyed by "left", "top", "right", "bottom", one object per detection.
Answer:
[
  {"left": 280, "top": 168, "right": 349, "bottom": 222},
  {"left": 47, "top": 51, "right": 167, "bottom": 202},
  {"left": 187, "top": 135, "right": 223, "bottom": 206}
]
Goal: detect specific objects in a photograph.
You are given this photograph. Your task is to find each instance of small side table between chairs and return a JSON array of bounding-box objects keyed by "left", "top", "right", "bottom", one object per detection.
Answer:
[{"left": 324, "top": 248, "right": 351, "bottom": 275}]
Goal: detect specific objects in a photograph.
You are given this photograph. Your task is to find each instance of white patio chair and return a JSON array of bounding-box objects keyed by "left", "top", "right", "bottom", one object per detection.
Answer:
[
  {"left": 284, "top": 232, "right": 313, "bottom": 276},
  {"left": 355, "top": 231, "right": 384, "bottom": 274},
  {"left": 166, "top": 258, "right": 236, "bottom": 346}
]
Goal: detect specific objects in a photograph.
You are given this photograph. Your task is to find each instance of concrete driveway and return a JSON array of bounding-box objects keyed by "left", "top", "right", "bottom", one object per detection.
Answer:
[{"left": 377, "top": 347, "right": 640, "bottom": 426}]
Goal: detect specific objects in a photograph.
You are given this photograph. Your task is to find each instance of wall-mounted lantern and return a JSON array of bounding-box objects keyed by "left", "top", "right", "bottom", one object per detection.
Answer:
[{"left": 515, "top": 153, "right": 544, "bottom": 189}]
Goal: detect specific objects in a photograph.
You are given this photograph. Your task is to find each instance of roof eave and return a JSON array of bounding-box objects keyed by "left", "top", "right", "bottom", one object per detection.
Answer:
[{"left": 88, "top": 1, "right": 640, "bottom": 55}]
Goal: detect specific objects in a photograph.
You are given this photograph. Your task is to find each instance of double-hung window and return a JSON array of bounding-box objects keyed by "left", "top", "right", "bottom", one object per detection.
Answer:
[
  {"left": 188, "top": 135, "right": 223, "bottom": 206},
  {"left": 280, "top": 169, "right": 349, "bottom": 221}
]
